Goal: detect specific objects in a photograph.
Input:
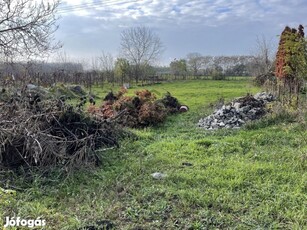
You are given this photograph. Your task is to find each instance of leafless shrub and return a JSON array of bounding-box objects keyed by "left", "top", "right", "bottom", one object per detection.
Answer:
[{"left": 0, "top": 91, "right": 121, "bottom": 172}]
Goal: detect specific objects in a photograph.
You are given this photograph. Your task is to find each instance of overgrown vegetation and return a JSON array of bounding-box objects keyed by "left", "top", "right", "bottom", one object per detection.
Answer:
[
  {"left": 0, "top": 1, "right": 305, "bottom": 228},
  {"left": 0, "top": 89, "right": 121, "bottom": 171},
  {"left": 1, "top": 79, "right": 305, "bottom": 229}
]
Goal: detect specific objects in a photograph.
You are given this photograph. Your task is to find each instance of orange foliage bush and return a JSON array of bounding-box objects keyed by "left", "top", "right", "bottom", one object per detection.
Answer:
[
  {"left": 138, "top": 101, "right": 167, "bottom": 125},
  {"left": 135, "top": 89, "right": 156, "bottom": 102},
  {"left": 88, "top": 89, "right": 181, "bottom": 127}
]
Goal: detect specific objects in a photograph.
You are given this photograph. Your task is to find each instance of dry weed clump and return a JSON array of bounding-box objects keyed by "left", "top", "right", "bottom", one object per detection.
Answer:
[
  {"left": 87, "top": 89, "right": 181, "bottom": 127},
  {"left": 0, "top": 91, "right": 121, "bottom": 171}
]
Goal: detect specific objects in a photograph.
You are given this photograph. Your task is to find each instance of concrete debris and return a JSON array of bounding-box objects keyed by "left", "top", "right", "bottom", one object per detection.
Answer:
[{"left": 198, "top": 92, "right": 275, "bottom": 130}]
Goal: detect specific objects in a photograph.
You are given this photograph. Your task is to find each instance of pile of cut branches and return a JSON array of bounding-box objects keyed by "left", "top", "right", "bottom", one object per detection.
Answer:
[
  {"left": 0, "top": 90, "right": 121, "bottom": 171},
  {"left": 88, "top": 89, "right": 181, "bottom": 128}
]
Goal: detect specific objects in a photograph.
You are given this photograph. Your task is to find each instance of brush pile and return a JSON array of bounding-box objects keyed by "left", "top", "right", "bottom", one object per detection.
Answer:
[
  {"left": 0, "top": 89, "right": 120, "bottom": 170},
  {"left": 88, "top": 89, "right": 182, "bottom": 128}
]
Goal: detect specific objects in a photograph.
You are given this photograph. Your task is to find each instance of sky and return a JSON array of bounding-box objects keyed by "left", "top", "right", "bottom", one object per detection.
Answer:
[{"left": 54, "top": 0, "right": 307, "bottom": 65}]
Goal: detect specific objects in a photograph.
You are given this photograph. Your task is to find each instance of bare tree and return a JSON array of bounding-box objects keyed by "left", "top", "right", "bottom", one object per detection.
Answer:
[
  {"left": 99, "top": 51, "right": 115, "bottom": 85},
  {"left": 0, "top": 0, "right": 61, "bottom": 59},
  {"left": 90, "top": 56, "right": 100, "bottom": 72},
  {"left": 120, "top": 26, "right": 163, "bottom": 82},
  {"left": 99, "top": 52, "right": 114, "bottom": 73},
  {"left": 186, "top": 52, "right": 203, "bottom": 77},
  {"left": 249, "top": 35, "right": 275, "bottom": 76}
]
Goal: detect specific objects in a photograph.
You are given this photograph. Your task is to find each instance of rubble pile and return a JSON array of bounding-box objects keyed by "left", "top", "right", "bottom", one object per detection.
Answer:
[{"left": 198, "top": 92, "right": 275, "bottom": 130}]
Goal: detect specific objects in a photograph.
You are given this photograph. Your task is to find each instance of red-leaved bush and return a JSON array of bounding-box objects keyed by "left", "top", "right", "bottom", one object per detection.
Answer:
[{"left": 88, "top": 89, "right": 181, "bottom": 127}]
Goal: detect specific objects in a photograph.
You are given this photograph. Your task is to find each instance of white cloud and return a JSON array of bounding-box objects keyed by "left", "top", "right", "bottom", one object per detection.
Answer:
[
  {"left": 57, "top": 0, "right": 306, "bottom": 29},
  {"left": 62, "top": 0, "right": 91, "bottom": 5},
  {"left": 55, "top": 0, "right": 307, "bottom": 63}
]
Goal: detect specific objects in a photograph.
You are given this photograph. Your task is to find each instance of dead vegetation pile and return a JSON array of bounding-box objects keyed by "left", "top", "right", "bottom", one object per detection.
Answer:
[
  {"left": 0, "top": 89, "right": 121, "bottom": 170},
  {"left": 88, "top": 89, "right": 181, "bottom": 128}
]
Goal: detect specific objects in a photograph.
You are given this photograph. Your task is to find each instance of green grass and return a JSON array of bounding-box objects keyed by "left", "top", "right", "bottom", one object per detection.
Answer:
[{"left": 1, "top": 79, "right": 306, "bottom": 229}]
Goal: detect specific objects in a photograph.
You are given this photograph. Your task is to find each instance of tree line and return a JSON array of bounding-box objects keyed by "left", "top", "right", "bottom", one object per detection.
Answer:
[
  {"left": 2, "top": 0, "right": 304, "bottom": 91},
  {"left": 169, "top": 54, "right": 261, "bottom": 80},
  {"left": 0, "top": 52, "right": 269, "bottom": 87}
]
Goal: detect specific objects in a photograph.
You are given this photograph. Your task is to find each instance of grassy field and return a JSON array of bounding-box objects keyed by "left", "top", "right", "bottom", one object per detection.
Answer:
[{"left": 1, "top": 79, "right": 306, "bottom": 229}]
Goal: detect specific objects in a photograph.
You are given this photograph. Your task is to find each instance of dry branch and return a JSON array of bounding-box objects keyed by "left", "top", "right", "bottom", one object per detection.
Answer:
[{"left": 0, "top": 92, "right": 121, "bottom": 171}]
